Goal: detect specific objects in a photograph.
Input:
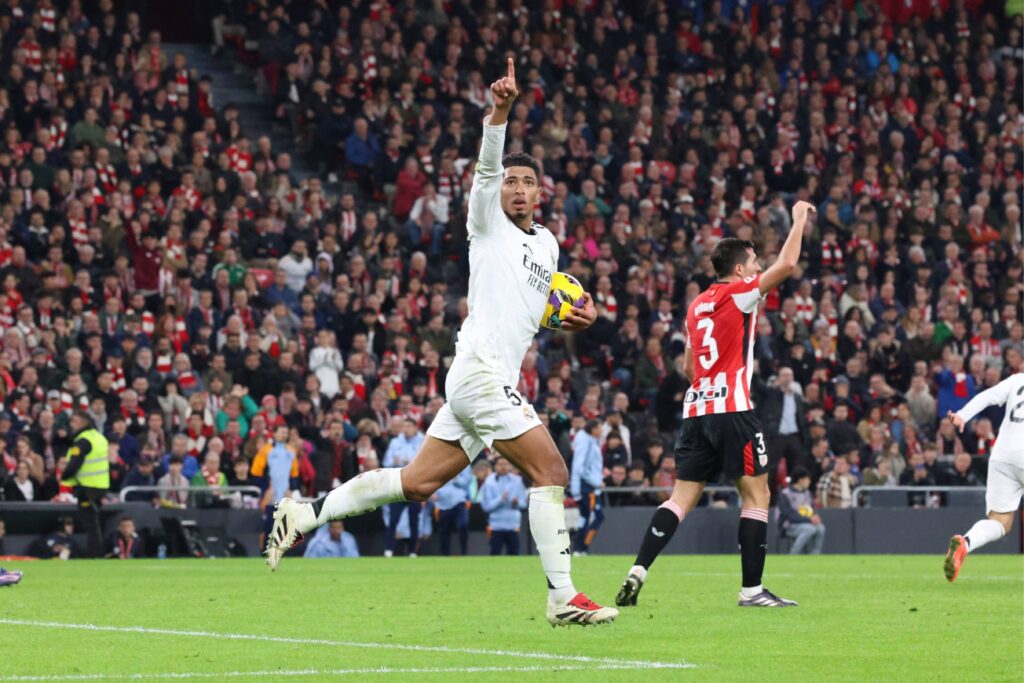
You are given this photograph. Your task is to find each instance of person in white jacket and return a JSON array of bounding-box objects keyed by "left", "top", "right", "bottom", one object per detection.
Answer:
[
  {"left": 308, "top": 330, "right": 344, "bottom": 398},
  {"left": 943, "top": 372, "right": 1024, "bottom": 582}
]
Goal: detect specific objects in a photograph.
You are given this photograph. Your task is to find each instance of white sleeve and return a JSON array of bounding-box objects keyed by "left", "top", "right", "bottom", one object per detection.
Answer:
[
  {"left": 955, "top": 377, "right": 1017, "bottom": 423},
  {"left": 467, "top": 121, "right": 506, "bottom": 237},
  {"left": 730, "top": 275, "right": 764, "bottom": 314}
]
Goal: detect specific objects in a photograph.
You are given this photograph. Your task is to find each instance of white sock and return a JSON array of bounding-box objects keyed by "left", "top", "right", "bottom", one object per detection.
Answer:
[
  {"left": 741, "top": 585, "right": 763, "bottom": 599},
  {"left": 297, "top": 468, "right": 406, "bottom": 534},
  {"left": 964, "top": 519, "right": 1006, "bottom": 553},
  {"left": 529, "top": 486, "right": 577, "bottom": 604},
  {"left": 629, "top": 565, "right": 648, "bottom": 582}
]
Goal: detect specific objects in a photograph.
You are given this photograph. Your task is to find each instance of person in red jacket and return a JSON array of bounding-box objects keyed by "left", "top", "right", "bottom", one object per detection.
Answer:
[
  {"left": 391, "top": 157, "right": 426, "bottom": 222},
  {"left": 126, "top": 221, "right": 163, "bottom": 309}
]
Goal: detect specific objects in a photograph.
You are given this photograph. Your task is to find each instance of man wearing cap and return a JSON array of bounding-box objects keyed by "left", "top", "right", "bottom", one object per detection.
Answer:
[{"left": 62, "top": 410, "right": 111, "bottom": 557}]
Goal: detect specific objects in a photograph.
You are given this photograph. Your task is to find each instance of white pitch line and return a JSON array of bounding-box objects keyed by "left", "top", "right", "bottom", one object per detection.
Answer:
[
  {"left": 0, "top": 664, "right": 647, "bottom": 681},
  {"left": 0, "top": 619, "right": 694, "bottom": 670},
  {"left": 590, "top": 569, "right": 1024, "bottom": 582}
]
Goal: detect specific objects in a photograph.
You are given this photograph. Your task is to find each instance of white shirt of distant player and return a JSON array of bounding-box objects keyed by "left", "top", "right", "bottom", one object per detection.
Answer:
[
  {"left": 955, "top": 373, "right": 1024, "bottom": 467},
  {"left": 455, "top": 122, "right": 559, "bottom": 384}
]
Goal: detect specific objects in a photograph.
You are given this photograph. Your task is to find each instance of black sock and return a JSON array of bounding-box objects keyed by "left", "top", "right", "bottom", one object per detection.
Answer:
[
  {"left": 738, "top": 517, "right": 768, "bottom": 588},
  {"left": 310, "top": 495, "right": 327, "bottom": 518},
  {"left": 634, "top": 506, "right": 682, "bottom": 570}
]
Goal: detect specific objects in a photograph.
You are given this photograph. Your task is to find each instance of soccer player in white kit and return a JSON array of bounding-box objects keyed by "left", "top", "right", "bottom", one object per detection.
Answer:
[
  {"left": 265, "top": 59, "right": 619, "bottom": 626},
  {"left": 943, "top": 373, "right": 1024, "bottom": 582}
]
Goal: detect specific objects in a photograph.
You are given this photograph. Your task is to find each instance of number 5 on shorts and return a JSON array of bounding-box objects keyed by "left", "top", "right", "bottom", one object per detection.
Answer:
[{"left": 503, "top": 385, "right": 522, "bottom": 406}]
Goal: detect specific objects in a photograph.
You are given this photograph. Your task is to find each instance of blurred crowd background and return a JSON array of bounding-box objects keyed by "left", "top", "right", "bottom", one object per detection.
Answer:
[{"left": 0, "top": 0, "right": 1021, "bottom": 538}]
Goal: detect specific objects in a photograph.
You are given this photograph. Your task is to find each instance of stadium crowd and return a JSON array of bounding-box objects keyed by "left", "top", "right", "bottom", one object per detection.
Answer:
[{"left": 0, "top": 0, "right": 1022, "bottom": 528}]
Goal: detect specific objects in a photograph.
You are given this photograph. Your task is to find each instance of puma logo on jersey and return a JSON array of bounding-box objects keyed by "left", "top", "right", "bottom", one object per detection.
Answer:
[{"left": 695, "top": 302, "right": 716, "bottom": 315}]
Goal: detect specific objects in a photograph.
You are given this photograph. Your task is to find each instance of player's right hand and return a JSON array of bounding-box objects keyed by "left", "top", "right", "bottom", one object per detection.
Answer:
[
  {"left": 491, "top": 58, "right": 519, "bottom": 110},
  {"left": 791, "top": 200, "right": 816, "bottom": 224},
  {"left": 947, "top": 410, "right": 965, "bottom": 433}
]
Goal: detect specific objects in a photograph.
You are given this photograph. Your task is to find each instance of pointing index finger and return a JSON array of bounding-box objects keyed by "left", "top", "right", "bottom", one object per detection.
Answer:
[{"left": 507, "top": 57, "right": 515, "bottom": 81}]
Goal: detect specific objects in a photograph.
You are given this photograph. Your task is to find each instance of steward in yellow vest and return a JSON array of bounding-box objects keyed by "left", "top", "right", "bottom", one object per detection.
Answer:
[{"left": 63, "top": 411, "right": 110, "bottom": 557}]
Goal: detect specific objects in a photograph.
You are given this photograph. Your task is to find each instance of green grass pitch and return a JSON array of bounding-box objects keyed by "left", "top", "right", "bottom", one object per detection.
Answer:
[{"left": 1, "top": 555, "right": 1021, "bottom": 682}]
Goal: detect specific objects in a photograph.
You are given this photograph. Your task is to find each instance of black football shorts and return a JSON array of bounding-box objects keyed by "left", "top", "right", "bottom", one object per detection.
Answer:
[{"left": 674, "top": 410, "right": 769, "bottom": 483}]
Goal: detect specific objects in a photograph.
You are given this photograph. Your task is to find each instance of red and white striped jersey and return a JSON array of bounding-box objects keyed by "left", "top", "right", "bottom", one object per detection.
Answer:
[{"left": 683, "top": 274, "right": 763, "bottom": 419}]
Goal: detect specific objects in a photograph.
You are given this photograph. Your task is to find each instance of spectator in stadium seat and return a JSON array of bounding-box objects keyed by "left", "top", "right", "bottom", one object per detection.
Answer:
[
  {"left": 158, "top": 455, "right": 190, "bottom": 509},
  {"left": 935, "top": 355, "right": 976, "bottom": 418},
  {"left": 3, "top": 461, "right": 38, "bottom": 502},
  {"left": 121, "top": 456, "right": 158, "bottom": 504},
  {"left": 107, "top": 516, "right": 145, "bottom": 559},
  {"left": 190, "top": 451, "right": 228, "bottom": 508},
  {"left": 942, "top": 453, "right": 982, "bottom": 488},
  {"left": 816, "top": 455, "right": 858, "bottom": 509},
  {"left": 826, "top": 402, "right": 862, "bottom": 456},
  {"left": 161, "top": 435, "right": 198, "bottom": 480},
  {"left": 778, "top": 468, "right": 826, "bottom": 555},
  {"left": 303, "top": 520, "right": 360, "bottom": 559}
]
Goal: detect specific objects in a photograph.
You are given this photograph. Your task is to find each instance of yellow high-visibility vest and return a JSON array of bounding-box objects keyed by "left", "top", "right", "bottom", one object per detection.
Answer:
[{"left": 62, "top": 429, "right": 110, "bottom": 490}]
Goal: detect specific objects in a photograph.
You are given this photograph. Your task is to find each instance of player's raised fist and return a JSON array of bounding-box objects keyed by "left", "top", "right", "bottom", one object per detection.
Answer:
[
  {"left": 491, "top": 57, "right": 519, "bottom": 111},
  {"left": 791, "top": 200, "right": 815, "bottom": 224}
]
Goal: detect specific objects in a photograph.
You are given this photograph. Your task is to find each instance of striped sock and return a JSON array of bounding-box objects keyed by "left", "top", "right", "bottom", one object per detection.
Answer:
[{"left": 738, "top": 507, "right": 769, "bottom": 589}]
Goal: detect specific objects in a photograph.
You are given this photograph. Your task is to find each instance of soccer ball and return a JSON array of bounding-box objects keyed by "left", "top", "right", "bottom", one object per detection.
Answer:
[{"left": 541, "top": 272, "right": 586, "bottom": 330}]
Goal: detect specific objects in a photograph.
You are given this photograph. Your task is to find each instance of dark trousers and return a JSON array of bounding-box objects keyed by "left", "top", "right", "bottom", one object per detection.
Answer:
[
  {"left": 575, "top": 491, "right": 605, "bottom": 552},
  {"left": 489, "top": 529, "right": 520, "bottom": 556},
  {"left": 436, "top": 505, "right": 468, "bottom": 556},
  {"left": 75, "top": 486, "right": 106, "bottom": 558},
  {"left": 385, "top": 501, "right": 421, "bottom": 554},
  {"left": 770, "top": 433, "right": 806, "bottom": 474}
]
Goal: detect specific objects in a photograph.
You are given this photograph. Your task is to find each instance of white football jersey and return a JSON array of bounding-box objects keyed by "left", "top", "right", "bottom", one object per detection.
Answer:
[
  {"left": 454, "top": 122, "right": 559, "bottom": 384},
  {"left": 955, "top": 373, "right": 1024, "bottom": 467}
]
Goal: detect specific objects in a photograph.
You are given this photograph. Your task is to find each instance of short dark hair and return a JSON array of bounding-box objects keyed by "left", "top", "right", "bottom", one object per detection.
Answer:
[
  {"left": 502, "top": 153, "right": 540, "bottom": 180},
  {"left": 711, "top": 238, "right": 756, "bottom": 278}
]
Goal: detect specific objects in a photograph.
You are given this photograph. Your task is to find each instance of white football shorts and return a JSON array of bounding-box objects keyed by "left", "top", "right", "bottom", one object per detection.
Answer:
[
  {"left": 426, "top": 354, "right": 542, "bottom": 461},
  {"left": 985, "top": 459, "right": 1024, "bottom": 514}
]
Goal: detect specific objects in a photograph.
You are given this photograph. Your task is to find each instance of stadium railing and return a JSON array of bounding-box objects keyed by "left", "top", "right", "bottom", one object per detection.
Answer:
[
  {"left": 119, "top": 485, "right": 262, "bottom": 507},
  {"left": 852, "top": 486, "right": 987, "bottom": 508}
]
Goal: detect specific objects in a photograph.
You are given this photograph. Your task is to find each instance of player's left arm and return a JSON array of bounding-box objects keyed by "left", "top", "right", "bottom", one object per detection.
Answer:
[
  {"left": 758, "top": 200, "right": 815, "bottom": 296},
  {"left": 560, "top": 291, "right": 597, "bottom": 332},
  {"left": 949, "top": 377, "right": 1017, "bottom": 431}
]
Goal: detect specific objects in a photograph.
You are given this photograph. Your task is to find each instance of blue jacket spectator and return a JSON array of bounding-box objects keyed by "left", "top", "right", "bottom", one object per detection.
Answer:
[
  {"left": 480, "top": 459, "right": 528, "bottom": 532},
  {"left": 303, "top": 522, "right": 360, "bottom": 558},
  {"left": 435, "top": 467, "right": 472, "bottom": 511},
  {"left": 344, "top": 120, "right": 381, "bottom": 169},
  {"left": 570, "top": 422, "right": 605, "bottom": 500},
  {"left": 935, "top": 361, "right": 976, "bottom": 419},
  {"left": 383, "top": 422, "right": 423, "bottom": 469}
]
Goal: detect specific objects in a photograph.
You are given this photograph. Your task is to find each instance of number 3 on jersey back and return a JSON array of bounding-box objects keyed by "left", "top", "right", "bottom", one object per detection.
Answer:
[{"left": 695, "top": 318, "right": 718, "bottom": 370}]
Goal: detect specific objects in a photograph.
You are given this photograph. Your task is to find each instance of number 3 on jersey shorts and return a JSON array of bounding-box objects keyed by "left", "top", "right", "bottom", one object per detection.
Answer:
[
  {"left": 985, "top": 460, "right": 1024, "bottom": 514},
  {"left": 426, "top": 355, "right": 542, "bottom": 462},
  {"left": 674, "top": 411, "right": 769, "bottom": 482}
]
